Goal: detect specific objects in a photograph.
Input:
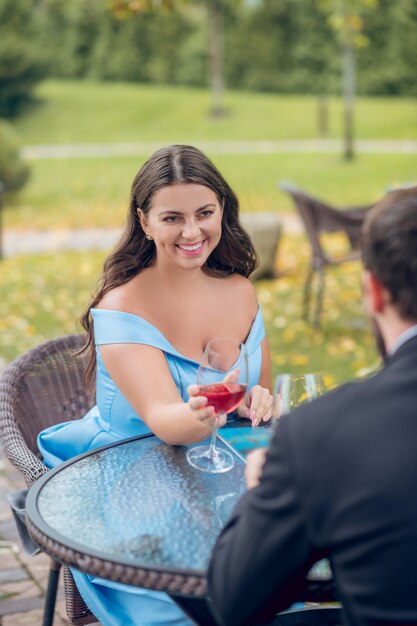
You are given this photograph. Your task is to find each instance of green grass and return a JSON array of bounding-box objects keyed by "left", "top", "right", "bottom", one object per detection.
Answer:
[
  {"left": 14, "top": 80, "right": 417, "bottom": 145},
  {"left": 5, "top": 79, "right": 416, "bottom": 229},
  {"left": 5, "top": 151, "right": 417, "bottom": 230},
  {"left": 0, "top": 238, "right": 378, "bottom": 385},
  {"left": 0, "top": 80, "right": 408, "bottom": 381}
]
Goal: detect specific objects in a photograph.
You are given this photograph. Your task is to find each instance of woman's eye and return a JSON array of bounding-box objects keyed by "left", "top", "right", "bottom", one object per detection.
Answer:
[
  {"left": 163, "top": 216, "right": 179, "bottom": 223},
  {"left": 200, "top": 210, "right": 214, "bottom": 218}
]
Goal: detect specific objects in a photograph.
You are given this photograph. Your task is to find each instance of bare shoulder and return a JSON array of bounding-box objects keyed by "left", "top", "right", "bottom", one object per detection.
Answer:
[
  {"left": 221, "top": 274, "right": 258, "bottom": 314},
  {"left": 226, "top": 273, "right": 257, "bottom": 299},
  {"left": 96, "top": 274, "right": 144, "bottom": 312}
]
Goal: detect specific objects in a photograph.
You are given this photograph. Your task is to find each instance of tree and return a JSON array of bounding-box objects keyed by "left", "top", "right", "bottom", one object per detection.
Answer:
[
  {"left": 0, "top": 119, "right": 30, "bottom": 259},
  {"left": 318, "top": 0, "right": 379, "bottom": 160},
  {"left": 0, "top": 0, "right": 48, "bottom": 117},
  {"left": 356, "top": 0, "right": 417, "bottom": 96},
  {"left": 109, "top": 0, "right": 241, "bottom": 117},
  {"left": 0, "top": 120, "right": 29, "bottom": 192},
  {"left": 225, "top": 0, "right": 340, "bottom": 136},
  {"left": 207, "top": 0, "right": 225, "bottom": 116}
]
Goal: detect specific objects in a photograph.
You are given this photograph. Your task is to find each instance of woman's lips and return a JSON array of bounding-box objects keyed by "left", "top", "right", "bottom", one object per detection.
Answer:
[{"left": 176, "top": 240, "right": 206, "bottom": 256}]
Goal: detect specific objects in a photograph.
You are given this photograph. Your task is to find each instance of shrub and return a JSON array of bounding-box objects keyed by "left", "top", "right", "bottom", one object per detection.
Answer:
[
  {"left": 0, "top": 119, "right": 29, "bottom": 192},
  {"left": 0, "top": 0, "right": 48, "bottom": 117}
]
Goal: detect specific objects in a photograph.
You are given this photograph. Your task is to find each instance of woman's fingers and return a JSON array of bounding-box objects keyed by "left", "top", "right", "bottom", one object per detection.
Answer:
[
  {"left": 188, "top": 384, "right": 214, "bottom": 423},
  {"left": 237, "top": 385, "right": 274, "bottom": 426},
  {"left": 190, "top": 397, "right": 215, "bottom": 424},
  {"left": 256, "top": 389, "right": 274, "bottom": 423},
  {"left": 236, "top": 401, "right": 251, "bottom": 420}
]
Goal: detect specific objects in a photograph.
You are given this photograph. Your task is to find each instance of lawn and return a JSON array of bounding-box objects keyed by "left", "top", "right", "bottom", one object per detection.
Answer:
[
  {"left": 0, "top": 235, "right": 379, "bottom": 386},
  {"left": 5, "top": 152, "right": 417, "bottom": 230},
  {"left": 5, "top": 80, "right": 416, "bottom": 230},
  {"left": 0, "top": 79, "right": 405, "bottom": 382},
  {"left": 15, "top": 80, "right": 417, "bottom": 144}
]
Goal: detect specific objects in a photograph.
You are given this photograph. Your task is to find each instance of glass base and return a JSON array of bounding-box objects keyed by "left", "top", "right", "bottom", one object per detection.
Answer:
[{"left": 186, "top": 445, "right": 234, "bottom": 473}]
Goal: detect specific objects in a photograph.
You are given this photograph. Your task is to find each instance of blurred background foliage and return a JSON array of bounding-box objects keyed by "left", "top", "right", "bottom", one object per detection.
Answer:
[
  {"left": 0, "top": 0, "right": 415, "bottom": 384},
  {"left": 0, "top": 120, "right": 29, "bottom": 192},
  {"left": 1, "top": 0, "right": 417, "bottom": 119},
  {"left": 0, "top": 0, "right": 48, "bottom": 117},
  {"left": 0, "top": 237, "right": 378, "bottom": 386}
]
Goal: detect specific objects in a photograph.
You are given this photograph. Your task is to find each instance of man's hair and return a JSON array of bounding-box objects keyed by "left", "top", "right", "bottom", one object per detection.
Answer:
[{"left": 362, "top": 186, "right": 417, "bottom": 320}]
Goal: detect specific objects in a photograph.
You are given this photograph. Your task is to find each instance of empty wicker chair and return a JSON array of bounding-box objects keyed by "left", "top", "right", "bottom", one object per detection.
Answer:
[
  {"left": 278, "top": 182, "right": 372, "bottom": 327},
  {"left": 0, "top": 334, "right": 98, "bottom": 626}
]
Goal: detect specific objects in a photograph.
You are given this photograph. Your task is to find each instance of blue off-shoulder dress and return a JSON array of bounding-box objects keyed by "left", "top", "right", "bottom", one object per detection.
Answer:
[{"left": 38, "top": 307, "right": 266, "bottom": 626}]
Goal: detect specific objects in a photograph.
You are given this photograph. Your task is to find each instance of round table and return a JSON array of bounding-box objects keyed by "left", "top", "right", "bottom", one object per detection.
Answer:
[{"left": 26, "top": 432, "right": 335, "bottom": 625}]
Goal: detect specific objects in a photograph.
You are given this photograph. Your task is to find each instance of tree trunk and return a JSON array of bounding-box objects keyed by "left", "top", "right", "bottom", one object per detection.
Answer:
[
  {"left": 0, "top": 181, "right": 4, "bottom": 260},
  {"left": 341, "top": 40, "right": 355, "bottom": 160},
  {"left": 317, "top": 95, "right": 329, "bottom": 138},
  {"left": 208, "top": 0, "right": 226, "bottom": 117}
]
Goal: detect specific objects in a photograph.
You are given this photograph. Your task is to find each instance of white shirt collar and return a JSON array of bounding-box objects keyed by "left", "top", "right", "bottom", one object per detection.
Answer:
[{"left": 390, "top": 324, "right": 417, "bottom": 355}]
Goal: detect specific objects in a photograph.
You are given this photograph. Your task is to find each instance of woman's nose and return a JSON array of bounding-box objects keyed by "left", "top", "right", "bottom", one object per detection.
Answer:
[{"left": 182, "top": 220, "right": 201, "bottom": 239}]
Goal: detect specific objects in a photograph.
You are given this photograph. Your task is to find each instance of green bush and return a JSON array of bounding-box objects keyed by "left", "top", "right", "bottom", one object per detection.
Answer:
[
  {"left": 27, "top": 0, "right": 417, "bottom": 97},
  {"left": 0, "top": 119, "right": 29, "bottom": 192},
  {"left": 0, "top": 0, "right": 48, "bottom": 117}
]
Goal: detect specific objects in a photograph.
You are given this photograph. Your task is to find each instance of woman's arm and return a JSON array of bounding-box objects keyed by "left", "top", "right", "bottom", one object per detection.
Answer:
[{"left": 99, "top": 343, "right": 214, "bottom": 445}]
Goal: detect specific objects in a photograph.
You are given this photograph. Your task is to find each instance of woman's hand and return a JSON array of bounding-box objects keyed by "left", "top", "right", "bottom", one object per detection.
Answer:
[
  {"left": 188, "top": 376, "right": 275, "bottom": 429},
  {"left": 237, "top": 384, "right": 274, "bottom": 427},
  {"left": 187, "top": 384, "right": 228, "bottom": 429}
]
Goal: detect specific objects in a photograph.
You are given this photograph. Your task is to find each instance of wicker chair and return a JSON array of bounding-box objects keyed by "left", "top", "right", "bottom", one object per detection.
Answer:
[
  {"left": 278, "top": 182, "right": 372, "bottom": 327},
  {"left": 0, "top": 334, "right": 98, "bottom": 626}
]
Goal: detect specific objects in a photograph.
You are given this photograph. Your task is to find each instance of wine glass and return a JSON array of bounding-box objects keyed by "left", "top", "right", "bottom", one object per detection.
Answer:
[
  {"left": 186, "top": 338, "right": 248, "bottom": 473},
  {"left": 275, "top": 373, "right": 326, "bottom": 416}
]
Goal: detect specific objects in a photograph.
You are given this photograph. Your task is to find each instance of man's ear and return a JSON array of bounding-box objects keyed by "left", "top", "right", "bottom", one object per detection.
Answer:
[{"left": 364, "top": 270, "right": 385, "bottom": 314}]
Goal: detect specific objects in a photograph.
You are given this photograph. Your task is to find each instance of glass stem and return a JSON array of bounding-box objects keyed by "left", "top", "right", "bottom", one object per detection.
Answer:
[{"left": 208, "top": 414, "right": 221, "bottom": 458}]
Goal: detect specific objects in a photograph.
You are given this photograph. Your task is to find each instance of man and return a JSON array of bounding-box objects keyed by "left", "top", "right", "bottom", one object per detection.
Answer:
[{"left": 208, "top": 187, "right": 417, "bottom": 626}]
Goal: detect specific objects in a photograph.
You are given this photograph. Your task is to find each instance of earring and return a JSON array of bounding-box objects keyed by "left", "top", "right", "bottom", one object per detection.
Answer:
[{"left": 145, "top": 235, "right": 153, "bottom": 241}]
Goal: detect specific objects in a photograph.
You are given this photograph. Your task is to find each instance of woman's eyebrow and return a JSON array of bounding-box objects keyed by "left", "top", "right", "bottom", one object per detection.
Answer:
[
  {"left": 158, "top": 203, "right": 217, "bottom": 216},
  {"left": 196, "top": 203, "right": 217, "bottom": 211}
]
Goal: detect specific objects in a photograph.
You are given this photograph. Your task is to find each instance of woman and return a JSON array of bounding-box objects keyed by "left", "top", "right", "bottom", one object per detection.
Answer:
[{"left": 38, "top": 145, "right": 273, "bottom": 626}]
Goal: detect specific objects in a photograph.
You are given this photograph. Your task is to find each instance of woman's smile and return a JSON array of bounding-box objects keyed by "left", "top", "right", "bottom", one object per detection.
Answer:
[{"left": 176, "top": 240, "right": 207, "bottom": 256}]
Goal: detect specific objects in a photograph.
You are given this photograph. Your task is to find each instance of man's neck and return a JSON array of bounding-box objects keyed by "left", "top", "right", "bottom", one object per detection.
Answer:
[
  {"left": 389, "top": 323, "right": 417, "bottom": 355},
  {"left": 377, "top": 306, "right": 417, "bottom": 355}
]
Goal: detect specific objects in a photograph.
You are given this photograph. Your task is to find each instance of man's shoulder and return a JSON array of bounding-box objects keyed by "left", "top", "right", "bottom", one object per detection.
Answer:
[
  {"left": 280, "top": 372, "right": 381, "bottom": 452},
  {"left": 286, "top": 376, "right": 368, "bottom": 426}
]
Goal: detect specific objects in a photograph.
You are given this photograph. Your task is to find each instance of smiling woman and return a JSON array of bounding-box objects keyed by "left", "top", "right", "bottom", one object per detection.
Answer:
[
  {"left": 138, "top": 183, "right": 223, "bottom": 270},
  {"left": 36, "top": 144, "right": 274, "bottom": 626}
]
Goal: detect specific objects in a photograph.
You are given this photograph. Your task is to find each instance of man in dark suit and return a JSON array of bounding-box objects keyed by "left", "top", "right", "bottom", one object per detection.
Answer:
[{"left": 208, "top": 187, "right": 417, "bottom": 626}]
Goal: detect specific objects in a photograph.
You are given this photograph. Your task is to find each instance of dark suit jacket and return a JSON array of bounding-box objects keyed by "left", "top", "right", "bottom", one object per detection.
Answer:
[{"left": 208, "top": 335, "right": 417, "bottom": 626}]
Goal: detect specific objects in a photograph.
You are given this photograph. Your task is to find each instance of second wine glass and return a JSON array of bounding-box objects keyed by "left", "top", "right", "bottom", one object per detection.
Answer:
[
  {"left": 186, "top": 338, "right": 248, "bottom": 473},
  {"left": 275, "top": 373, "right": 326, "bottom": 416}
]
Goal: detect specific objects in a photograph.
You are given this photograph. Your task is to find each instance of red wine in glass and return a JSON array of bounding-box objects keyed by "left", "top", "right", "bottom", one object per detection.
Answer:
[
  {"left": 198, "top": 383, "right": 246, "bottom": 414},
  {"left": 187, "top": 338, "right": 249, "bottom": 473}
]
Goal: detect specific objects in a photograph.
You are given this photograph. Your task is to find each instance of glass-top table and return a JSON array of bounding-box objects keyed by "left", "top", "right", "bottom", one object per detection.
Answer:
[
  {"left": 27, "top": 434, "right": 246, "bottom": 579},
  {"left": 25, "top": 430, "right": 335, "bottom": 625}
]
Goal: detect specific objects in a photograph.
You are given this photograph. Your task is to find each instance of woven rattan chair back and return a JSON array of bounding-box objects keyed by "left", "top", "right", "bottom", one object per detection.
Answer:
[
  {"left": 279, "top": 181, "right": 371, "bottom": 327},
  {"left": 0, "top": 334, "right": 98, "bottom": 625}
]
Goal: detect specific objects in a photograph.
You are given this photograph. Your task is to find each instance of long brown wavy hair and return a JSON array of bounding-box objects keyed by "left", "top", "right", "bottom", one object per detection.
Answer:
[{"left": 80, "top": 144, "right": 258, "bottom": 389}]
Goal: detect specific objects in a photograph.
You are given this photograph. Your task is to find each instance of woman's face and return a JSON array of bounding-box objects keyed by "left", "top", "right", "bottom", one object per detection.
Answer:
[{"left": 139, "top": 183, "right": 223, "bottom": 271}]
